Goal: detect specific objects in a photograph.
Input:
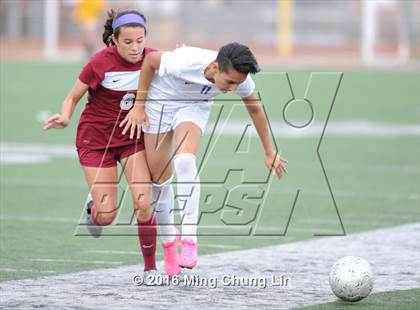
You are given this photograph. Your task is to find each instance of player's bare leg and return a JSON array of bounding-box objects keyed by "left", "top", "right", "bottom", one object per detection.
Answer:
[
  {"left": 144, "top": 131, "right": 174, "bottom": 183},
  {"left": 81, "top": 166, "right": 119, "bottom": 237},
  {"left": 121, "top": 150, "right": 157, "bottom": 274},
  {"left": 121, "top": 150, "right": 153, "bottom": 222},
  {"left": 174, "top": 121, "right": 202, "bottom": 269}
]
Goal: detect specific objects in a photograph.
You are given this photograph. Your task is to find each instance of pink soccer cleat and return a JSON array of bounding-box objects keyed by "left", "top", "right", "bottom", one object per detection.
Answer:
[
  {"left": 179, "top": 239, "right": 198, "bottom": 269},
  {"left": 162, "top": 230, "right": 181, "bottom": 277}
]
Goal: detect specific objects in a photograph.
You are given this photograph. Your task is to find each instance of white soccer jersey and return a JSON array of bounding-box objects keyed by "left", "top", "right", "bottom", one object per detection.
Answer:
[{"left": 146, "top": 46, "right": 255, "bottom": 105}]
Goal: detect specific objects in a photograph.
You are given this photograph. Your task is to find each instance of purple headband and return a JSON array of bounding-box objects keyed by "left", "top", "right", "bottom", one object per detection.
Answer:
[{"left": 112, "top": 13, "right": 145, "bottom": 31}]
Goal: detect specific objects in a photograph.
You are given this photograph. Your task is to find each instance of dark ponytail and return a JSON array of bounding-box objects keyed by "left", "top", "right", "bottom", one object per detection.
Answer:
[
  {"left": 102, "top": 9, "right": 116, "bottom": 47},
  {"left": 102, "top": 9, "right": 147, "bottom": 47}
]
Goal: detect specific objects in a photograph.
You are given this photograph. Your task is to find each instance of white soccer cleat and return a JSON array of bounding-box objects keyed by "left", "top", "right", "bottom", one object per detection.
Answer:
[
  {"left": 142, "top": 269, "right": 159, "bottom": 286},
  {"left": 85, "top": 193, "right": 102, "bottom": 238}
]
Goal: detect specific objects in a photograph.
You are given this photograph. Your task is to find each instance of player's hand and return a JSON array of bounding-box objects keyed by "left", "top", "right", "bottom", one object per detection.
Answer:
[
  {"left": 43, "top": 114, "right": 70, "bottom": 130},
  {"left": 264, "top": 151, "right": 288, "bottom": 179},
  {"left": 119, "top": 107, "right": 150, "bottom": 139}
]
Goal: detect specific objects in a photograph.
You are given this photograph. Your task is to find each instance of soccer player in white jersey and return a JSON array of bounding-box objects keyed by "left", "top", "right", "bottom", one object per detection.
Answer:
[{"left": 120, "top": 43, "right": 288, "bottom": 276}]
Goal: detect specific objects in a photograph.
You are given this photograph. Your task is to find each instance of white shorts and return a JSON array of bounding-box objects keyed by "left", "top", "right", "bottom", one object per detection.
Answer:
[{"left": 142, "top": 102, "right": 212, "bottom": 135}]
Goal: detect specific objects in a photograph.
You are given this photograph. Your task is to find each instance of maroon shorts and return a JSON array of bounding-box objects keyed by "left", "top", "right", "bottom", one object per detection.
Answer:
[{"left": 77, "top": 142, "right": 145, "bottom": 168}]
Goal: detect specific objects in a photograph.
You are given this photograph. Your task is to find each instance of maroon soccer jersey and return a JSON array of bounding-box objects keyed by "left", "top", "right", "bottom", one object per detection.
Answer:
[{"left": 76, "top": 46, "right": 156, "bottom": 150}]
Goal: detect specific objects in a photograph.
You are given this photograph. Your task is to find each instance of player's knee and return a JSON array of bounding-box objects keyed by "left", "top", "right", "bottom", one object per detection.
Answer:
[
  {"left": 151, "top": 170, "right": 173, "bottom": 184},
  {"left": 150, "top": 166, "right": 173, "bottom": 184},
  {"left": 95, "top": 211, "right": 116, "bottom": 226},
  {"left": 135, "top": 208, "right": 152, "bottom": 223},
  {"left": 174, "top": 153, "right": 196, "bottom": 176},
  {"left": 133, "top": 199, "right": 151, "bottom": 213},
  {"left": 93, "top": 200, "right": 118, "bottom": 225}
]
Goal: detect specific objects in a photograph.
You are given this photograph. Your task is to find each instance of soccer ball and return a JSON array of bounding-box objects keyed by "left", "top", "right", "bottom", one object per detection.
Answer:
[{"left": 329, "top": 256, "right": 374, "bottom": 302}]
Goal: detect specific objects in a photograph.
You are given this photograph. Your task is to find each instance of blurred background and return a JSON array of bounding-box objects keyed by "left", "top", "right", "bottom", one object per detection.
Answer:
[{"left": 0, "top": 0, "right": 419, "bottom": 68}]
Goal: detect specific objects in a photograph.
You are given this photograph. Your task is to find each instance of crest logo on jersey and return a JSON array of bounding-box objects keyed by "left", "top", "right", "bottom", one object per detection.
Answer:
[{"left": 120, "top": 93, "right": 135, "bottom": 110}]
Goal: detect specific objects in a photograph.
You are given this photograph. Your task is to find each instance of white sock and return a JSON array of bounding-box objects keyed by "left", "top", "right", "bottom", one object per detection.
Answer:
[
  {"left": 151, "top": 177, "right": 176, "bottom": 243},
  {"left": 174, "top": 153, "right": 199, "bottom": 243}
]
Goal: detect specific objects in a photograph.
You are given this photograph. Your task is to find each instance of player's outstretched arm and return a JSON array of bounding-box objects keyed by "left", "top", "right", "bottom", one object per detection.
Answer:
[
  {"left": 43, "top": 79, "right": 88, "bottom": 130},
  {"left": 120, "top": 51, "right": 163, "bottom": 139},
  {"left": 242, "top": 93, "right": 288, "bottom": 179}
]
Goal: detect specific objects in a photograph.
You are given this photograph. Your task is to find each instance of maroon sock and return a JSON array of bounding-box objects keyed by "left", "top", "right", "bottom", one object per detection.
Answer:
[{"left": 137, "top": 215, "right": 157, "bottom": 271}]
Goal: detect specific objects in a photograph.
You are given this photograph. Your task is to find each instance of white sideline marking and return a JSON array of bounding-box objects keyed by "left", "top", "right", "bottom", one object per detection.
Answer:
[
  {"left": 0, "top": 268, "right": 56, "bottom": 274},
  {"left": 1, "top": 223, "right": 418, "bottom": 310},
  {"left": 28, "top": 258, "right": 123, "bottom": 265},
  {"left": 199, "top": 225, "right": 376, "bottom": 233},
  {"left": 84, "top": 244, "right": 241, "bottom": 255},
  {"left": 200, "top": 244, "right": 242, "bottom": 250},
  {"left": 297, "top": 218, "right": 419, "bottom": 227},
  {"left": 1, "top": 120, "right": 419, "bottom": 164},
  {"left": 1, "top": 162, "right": 417, "bottom": 178},
  {"left": 1, "top": 212, "right": 417, "bottom": 228},
  {"left": 84, "top": 250, "right": 145, "bottom": 256},
  {"left": 0, "top": 179, "right": 86, "bottom": 188},
  {"left": 208, "top": 120, "right": 420, "bottom": 138},
  {"left": 280, "top": 188, "right": 419, "bottom": 201},
  {"left": 0, "top": 143, "right": 75, "bottom": 164},
  {"left": 0, "top": 154, "right": 50, "bottom": 164},
  {"left": 0, "top": 215, "right": 76, "bottom": 223},
  {"left": 1, "top": 178, "right": 418, "bottom": 202}
]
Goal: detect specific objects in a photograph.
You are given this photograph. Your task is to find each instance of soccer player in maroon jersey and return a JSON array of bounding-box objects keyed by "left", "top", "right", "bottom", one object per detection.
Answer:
[{"left": 44, "top": 9, "right": 158, "bottom": 280}]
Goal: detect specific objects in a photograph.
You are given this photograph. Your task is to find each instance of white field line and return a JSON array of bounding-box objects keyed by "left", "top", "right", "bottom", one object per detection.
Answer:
[
  {"left": 200, "top": 244, "right": 242, "bottom": 249},
  {"left": 280, "top": 188, "right": 419, "bottom": 201},
  {"left": 1, "top": 214, "right": 417, "bottom": 228},
  {"left": 0, "top": 223, "right": 418, "bottom": 310},
  {"left": 84, "top": 250, "right": 146, "bottom": 256},
  {"left": 0, "top": 120, "right": 419, "bottom": 164},
  {"left": 1, "top": 165, "right": 417, "bottom": 189},
  {"left": 1, "top": 203, "right": 418, "bottom": 226},
  {"left": 198, "top": 222, "right": 386, "bottom": 232},
  {"left": 293, "top": 162, "right": 418, "bottom": 174},
  {"left": 2, "top": 179, "right": 418, "bottom": 204},
  {"left": 297, "top": 216, "right": 420, "bottom": 226},
  {"left": 206, "top": 120, "right": 420, "bottom": 138},
  {"left": 1, "top": 177, "right": 418, "bottom": 202},
  {"left": 0, "top": 214, "right": 387, "bottom": 238},
  {"left": 0, "top": 215, "right": 77, "bottom": 223},
  {"left": 0, "top": 158, "right": 417, "bottom": 177},
  {"left": 209, "top": 160, "right": 419, "bottom": 175},
  {"left": 0, "top": 143, "right": 76, "bottom": 157},
  {"left": 289, "top": 188, "right": 411, "bottom": 206},
  {"left": 28, "top": 258, "right": 123, "bottom": 265},
  {"left": 2, "top": 121, "right": 420, "bottom": 150},
  {"left": 0, "top": 179, "right": 86, "bottom": 188},
  {"left": 0, "top": 268, "right": 56, "bottom": 274},
  {"left": 84, "top": 243, "right": 242, "bottom": 256}
]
